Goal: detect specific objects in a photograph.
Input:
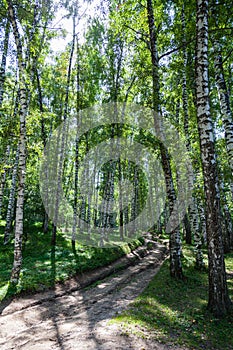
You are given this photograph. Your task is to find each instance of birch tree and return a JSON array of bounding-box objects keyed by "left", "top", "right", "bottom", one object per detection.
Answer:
[
  {"left": 51, "top": 6, "right": 76, "bottom": 246},
  {"left": 181, "top": 4, "right": 204, "bottom": 267},
  {"left": 7, "top": 0, "right": 28, "bottom": 284},
  {"left": 195, "top": 0, "right": 231, "bottom": 316},
  {"left": 146, "top": 0, "right": 183, "bottom": 279}
]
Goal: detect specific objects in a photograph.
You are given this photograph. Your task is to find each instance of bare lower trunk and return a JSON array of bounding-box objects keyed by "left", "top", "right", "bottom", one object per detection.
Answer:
[
  {"left": 72, "top": 127, "right": 79, "bottom": 246},
  {"left": 198, "top": 203, "right": 207, "bottom": 244},
  {"left": 72, "top": 31, "right": 81, "bottom": 248},
  {"left": 189, "top": 197, "right": 204, "bottom": 268},
  {"left": 159, "top": 144, "right": 183, "bottom": 278},
  {"left": 183, "top": 212, "right": 192, "bottom": 244}
]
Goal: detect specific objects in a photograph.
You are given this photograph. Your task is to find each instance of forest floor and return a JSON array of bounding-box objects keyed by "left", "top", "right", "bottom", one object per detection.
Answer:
[{"left": 0, "top": 240, "right": 188, "bottom": 350}]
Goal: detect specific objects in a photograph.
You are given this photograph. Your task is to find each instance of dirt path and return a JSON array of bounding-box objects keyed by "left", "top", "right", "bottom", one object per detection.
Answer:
[{"left": 0, "top": 242, "right": 188, "bottom": 350}]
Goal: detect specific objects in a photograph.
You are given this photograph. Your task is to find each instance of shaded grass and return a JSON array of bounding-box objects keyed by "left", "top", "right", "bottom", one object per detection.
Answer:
[
  {"left": 0, "top": 221, "right": 144, "bottom": 301},
  {"left": 112, "top": 246, "right": 233, "bottom": 350}
]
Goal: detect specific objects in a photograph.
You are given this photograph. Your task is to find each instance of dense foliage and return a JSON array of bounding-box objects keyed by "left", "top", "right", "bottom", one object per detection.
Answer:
[{"left": 0, "top": 0, "right": 232, "bottom": 317}]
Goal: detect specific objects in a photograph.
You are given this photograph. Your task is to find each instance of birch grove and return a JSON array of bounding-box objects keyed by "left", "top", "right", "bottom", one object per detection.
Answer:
[{"left": 0, "top": 0, "right": 232, "bottom": 317}]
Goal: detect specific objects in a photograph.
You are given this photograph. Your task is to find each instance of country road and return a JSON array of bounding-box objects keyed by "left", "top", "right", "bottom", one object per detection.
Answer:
[{"left": 0, "top": 242, "right": 188, "bottom": 350}]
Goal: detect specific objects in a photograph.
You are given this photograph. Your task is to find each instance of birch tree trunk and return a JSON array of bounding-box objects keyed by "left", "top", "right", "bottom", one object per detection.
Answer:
[
  {"left": 52, "top": 10, "right": 75, "bottom": 245},
  {"left": 36, "top": 68, "right": 49, "bottom": 233},
  {"left": 7, "top": 0, "right": 28, "bottom": 284},
  {"left": 146, "top": 0, "right": 183, "bottom": 278},
  {"left": 181, "top": 5, "right": 191, "bottom": 154},
  {"left": 195, "top": 0, "right": 231, "bottom": 316},
  {"left": 0, "top": 170, "right": 7, "bottom": 219},
  {"left": 4, "top": 147, "right": 19, "bottom": 245},
  {"left": 181, "top": 5, "right": 205, "bottom": 263},
  {"left": 198, "top": 202, "right": 207, "bottom": 243},
  {"left": 0, "top": 145, "right": 10, "bottom": 218},
  {"left": 72, "top": 32, "right": 81, "bottom": 249},
  {"left": 0, "top": 17, "right": 10, "bottom": 105},
  {"left": 191, "top": 197, "right": 204, "bottom": 269},
  {"left": 214, "top": 45, "right": 233, "bottom": 188},
  {"left": 0, "top": 18, "right": 11, "bottom": 217},
  {"left": 220, "top": 180, "right": 233, "bottom": 252}
]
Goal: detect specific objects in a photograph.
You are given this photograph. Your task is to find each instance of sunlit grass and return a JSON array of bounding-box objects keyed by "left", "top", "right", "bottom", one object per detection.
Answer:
[
  {"left": 0, "top": 283, "right": 9, "bottom": 300},
  {"left": 0, "top": 221, "right": 144, "bottom": 301},
  {"left": 112, "top": 245, "right": 233, "bottom": 350}
]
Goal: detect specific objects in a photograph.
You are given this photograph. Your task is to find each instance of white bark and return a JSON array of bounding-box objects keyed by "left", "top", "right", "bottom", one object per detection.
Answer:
[
  {"left": 195, "top": 0, "right": 231, "bottom": 316},
  {"left": 0, "top": 145, "right": 11, "bottom": 218},
  {"left": 0, "top": 17, "right": 10, "bottom": 105},
  {"left": 8, "top": 0, "right": 28, "bottom": 284},
  {"left": 214, "top": 44, "right": 233, "bottom": 179},
  {"left": 4, "top": 147, "right": 19, "bottom": 245}
]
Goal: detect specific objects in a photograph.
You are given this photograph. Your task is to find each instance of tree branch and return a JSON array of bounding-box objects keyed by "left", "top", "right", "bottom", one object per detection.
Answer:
[
  {"left": 222, "top": 48, "right": 233, "bottom": 64},
  {"left": 159, "top": 37, "right": 195, "bottom": 61},
  {"left": 124, "top": 24, "right": 150, "bottom": 46}
]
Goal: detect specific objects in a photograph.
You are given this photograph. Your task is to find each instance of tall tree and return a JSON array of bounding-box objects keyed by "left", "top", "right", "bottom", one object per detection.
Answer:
[
  {"left": 51, "top": 5, "right": 76, "bottom": 246},
  {"left": 146, "top": 0, "right": 183, "bottom": 279},
  {"left": 180, "top": 4, "right": 204, "bottom": 267},
  {"left": 7, "top": 0, "right": 29, "bottom": 283},
  {"left": 195, "top": 0, "right": 231, "bottom": 316}
]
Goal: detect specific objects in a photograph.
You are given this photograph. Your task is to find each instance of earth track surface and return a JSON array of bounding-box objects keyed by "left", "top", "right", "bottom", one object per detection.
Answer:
[{"left": 0, "top": 240, "right": 188, "bottom": 350}]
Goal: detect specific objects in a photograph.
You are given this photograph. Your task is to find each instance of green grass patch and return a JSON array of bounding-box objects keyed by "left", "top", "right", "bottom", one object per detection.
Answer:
[
  {"left": 0, "top": 221, "right": 144, "bottom": 301},
  {"left": 112, "top": 246, "right": 233, "bottom": 350}
]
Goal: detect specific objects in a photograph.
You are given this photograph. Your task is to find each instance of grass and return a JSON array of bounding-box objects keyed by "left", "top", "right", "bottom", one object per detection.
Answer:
[
  {"left": 111, "top": 245, "right": 233, "bottom": 350},
  {"left": 0, "top": 220, "right": 144, "bottom": 301},
  {"left": 1, "top": 221, "right": 233, "bottom": 349}
]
